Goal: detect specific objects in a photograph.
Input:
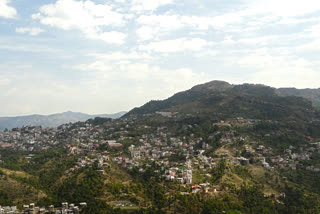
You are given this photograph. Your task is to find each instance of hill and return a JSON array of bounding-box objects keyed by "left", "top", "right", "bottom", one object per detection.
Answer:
[
  {"left": 0, "top": 111, "right": 126, "bottom": 130},
  {"left": 276, "top": 88, "right": 320, "bottom": 107},
  {"left": 125, "top": 81, "right": 317, "bottom": 122}
]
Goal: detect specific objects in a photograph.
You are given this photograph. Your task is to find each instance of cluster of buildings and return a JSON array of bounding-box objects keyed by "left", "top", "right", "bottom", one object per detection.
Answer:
[
  {"left": 0, "top": 202, "right": 86, "bottom": 214},
  {"left": 165, "top": 160, "right": 193, "bottom": 184},
  {"left": 243, "top": 141, "right": 320, "bottom": 172},
  {"left": 0, "top": 126, "right": 59, "bottom": 152},
  {"left": 0, "top": 206, "right": 18, "bottom": 214},
  {"left": 0, "top": 114, "right": 319, "bottom": 209},
  {"left": 66, "top": 155, "right": 110, "bottom": 175},
  {"left": 108, "top": 126, "right": 220, "bottom": 186},
  {"left": 208, "top": 119, "right": 320, "bottom": 173}
]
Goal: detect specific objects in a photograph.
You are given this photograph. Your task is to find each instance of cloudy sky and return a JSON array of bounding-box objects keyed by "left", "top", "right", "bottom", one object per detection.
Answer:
[{"left": 0, "top": 0, "right": 320, "bottom": 116}]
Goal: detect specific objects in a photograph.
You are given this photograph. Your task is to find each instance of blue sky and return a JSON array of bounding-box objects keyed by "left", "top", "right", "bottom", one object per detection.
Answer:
[{"left": 0, "top": 0, "right": 320, "bottom": 116}]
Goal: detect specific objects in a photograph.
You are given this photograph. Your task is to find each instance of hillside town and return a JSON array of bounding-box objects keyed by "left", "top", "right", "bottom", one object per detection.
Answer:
[
  {"left": 1, "top": 116, "right": 319, "bottom": 174},
  {"left": 0, "top": 114, "right": 320, "bottom": 212}
]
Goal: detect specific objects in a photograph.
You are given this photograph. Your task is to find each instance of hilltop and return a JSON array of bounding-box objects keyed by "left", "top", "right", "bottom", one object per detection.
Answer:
[{"left": 125, "top": 81, "right": 318, "bottom": 122}]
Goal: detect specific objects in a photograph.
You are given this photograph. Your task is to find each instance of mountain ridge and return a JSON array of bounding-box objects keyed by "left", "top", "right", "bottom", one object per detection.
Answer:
[
  {"left": 276, "top": 87, "right": 320, "bottom": 106},
  {"left": 0, "top": 111, "right": 127, "bottom": 130},
  {"left": 124, "top": 81, "right": 319, "bottom": 121}
]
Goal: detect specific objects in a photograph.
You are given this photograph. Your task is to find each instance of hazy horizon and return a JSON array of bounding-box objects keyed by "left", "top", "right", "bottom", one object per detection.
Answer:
[
  {"left": 1, "top": 0, "right": 320, "bottom": 116},
  {"left": 0, "top": 110, "right": 128, "bottom": 118},
  {"left": 1, "top": 80, "right": 318, "bottom": 117}
]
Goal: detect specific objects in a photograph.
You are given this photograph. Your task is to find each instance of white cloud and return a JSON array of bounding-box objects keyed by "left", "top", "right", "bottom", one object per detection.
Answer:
[
  {"left": 131, "top": 0, "right": 320, "bottom": 43},
  {"left": 131, "top": 0, "right": 174, "bottom": 12},
  {"left": 237, "top": 36, "right": 278, "bottom": 46},
  {"left": 136, "top": 26, "right": 157, "bottom": 41},
  {"left": 139, "top": 38, "right": 213, "bottom": 53},
  {"left": 32, "top": 0, "right": 127, "bottom": 44},
  {"left": 229, "top": 51, "right": 320, "bottom": 88},
  {"left": 135, "top": 14, "right": 184, "bottom": 40},
  {"left": 297, "top": 39, "right": 320, "bottom": 53},
  {"left": 68, "top": 55, "right": 209, "bottom": 114},
  {"left": 277, "top": 16, "right": 320, "bottom": 25},
  {"left": 221, "top": 36, "right": 236, "bottom": 45},
  {"left": 0, "top": 42, "right": 62, "bottom": 54},
  {"left": 15, "top": 27, "right": 44, "bottom": 36},
  {"left": 137, "top": 14, "right": 184, "bottom": 29},
  {"left": 134, "top": 0, "right": 320, "bottom": 41},
  {"left": 0, "top": 77, "right": 10, "bottom": 86},
  {"left": 88, "top": 51, "right": 152, "bottom": 61},
  {"left": 135, "top": 13, "right": 245, "bottom": 41},
  {"left": 291, "top": 24, "right": 320, "bottom": 53},
  {"left": 120, "top": 63, "right": 208, "bottom": 96},
  {"left": 87, "top": 31, "right": 126, "bottom": 44},
  {"left": 246, "top": 0, "right": 320, "bottom": 17},
  {"left": 251, "top": 67, "right": 320, "bottom": 89},
  {"left": 194, "top": 50, "right": 218, "bottom": 58},
  {"left": 0, "top": 0, "right": 17, "bottom": 19},
  {"left": 74, "top": 61, "right": 112, "bottom": 72},
  {"left": 81, "top": 61, "right": 207, "bottom": 101},
  {"left": 181, "top": 14, "right": 243, "bottom": 30},
  {"left": 308, "top": 24, "right": 320, "bottom": 38}
]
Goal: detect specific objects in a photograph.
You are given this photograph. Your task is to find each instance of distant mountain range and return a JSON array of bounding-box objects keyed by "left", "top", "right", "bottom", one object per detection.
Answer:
[
  {"left": 125, "top": 80, "right": 320, "bottom": 121},
  {"left": 2, "top": 81, "right": 319, "bottom": 130},
  {"left": 0, "top": 111, "right": 127, "bottom": 130}
]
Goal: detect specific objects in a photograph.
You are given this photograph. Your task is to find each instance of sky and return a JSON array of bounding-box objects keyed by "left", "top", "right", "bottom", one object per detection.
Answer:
[{"left": 0, "top": 0, "right": 320, "bottom": 116}]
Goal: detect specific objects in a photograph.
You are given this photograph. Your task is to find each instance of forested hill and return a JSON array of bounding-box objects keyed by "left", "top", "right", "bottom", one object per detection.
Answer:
[
  {"left": 277, "top": 88, "right": 320, "bottom": 107},
  {"left": 124, "top": 81, "right": 319, "bottom": 121},
  {"left": 0, "top": 111, "right": 126, "bottom": 130}
]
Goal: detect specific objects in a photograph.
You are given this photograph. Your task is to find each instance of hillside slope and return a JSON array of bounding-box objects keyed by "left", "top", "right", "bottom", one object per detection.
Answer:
[
  {"left": 125, "top": 81, "right": 317, "bottom": 122},
  {"left": 276, "top": 88, "right": 320, "bottom": 107}
]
